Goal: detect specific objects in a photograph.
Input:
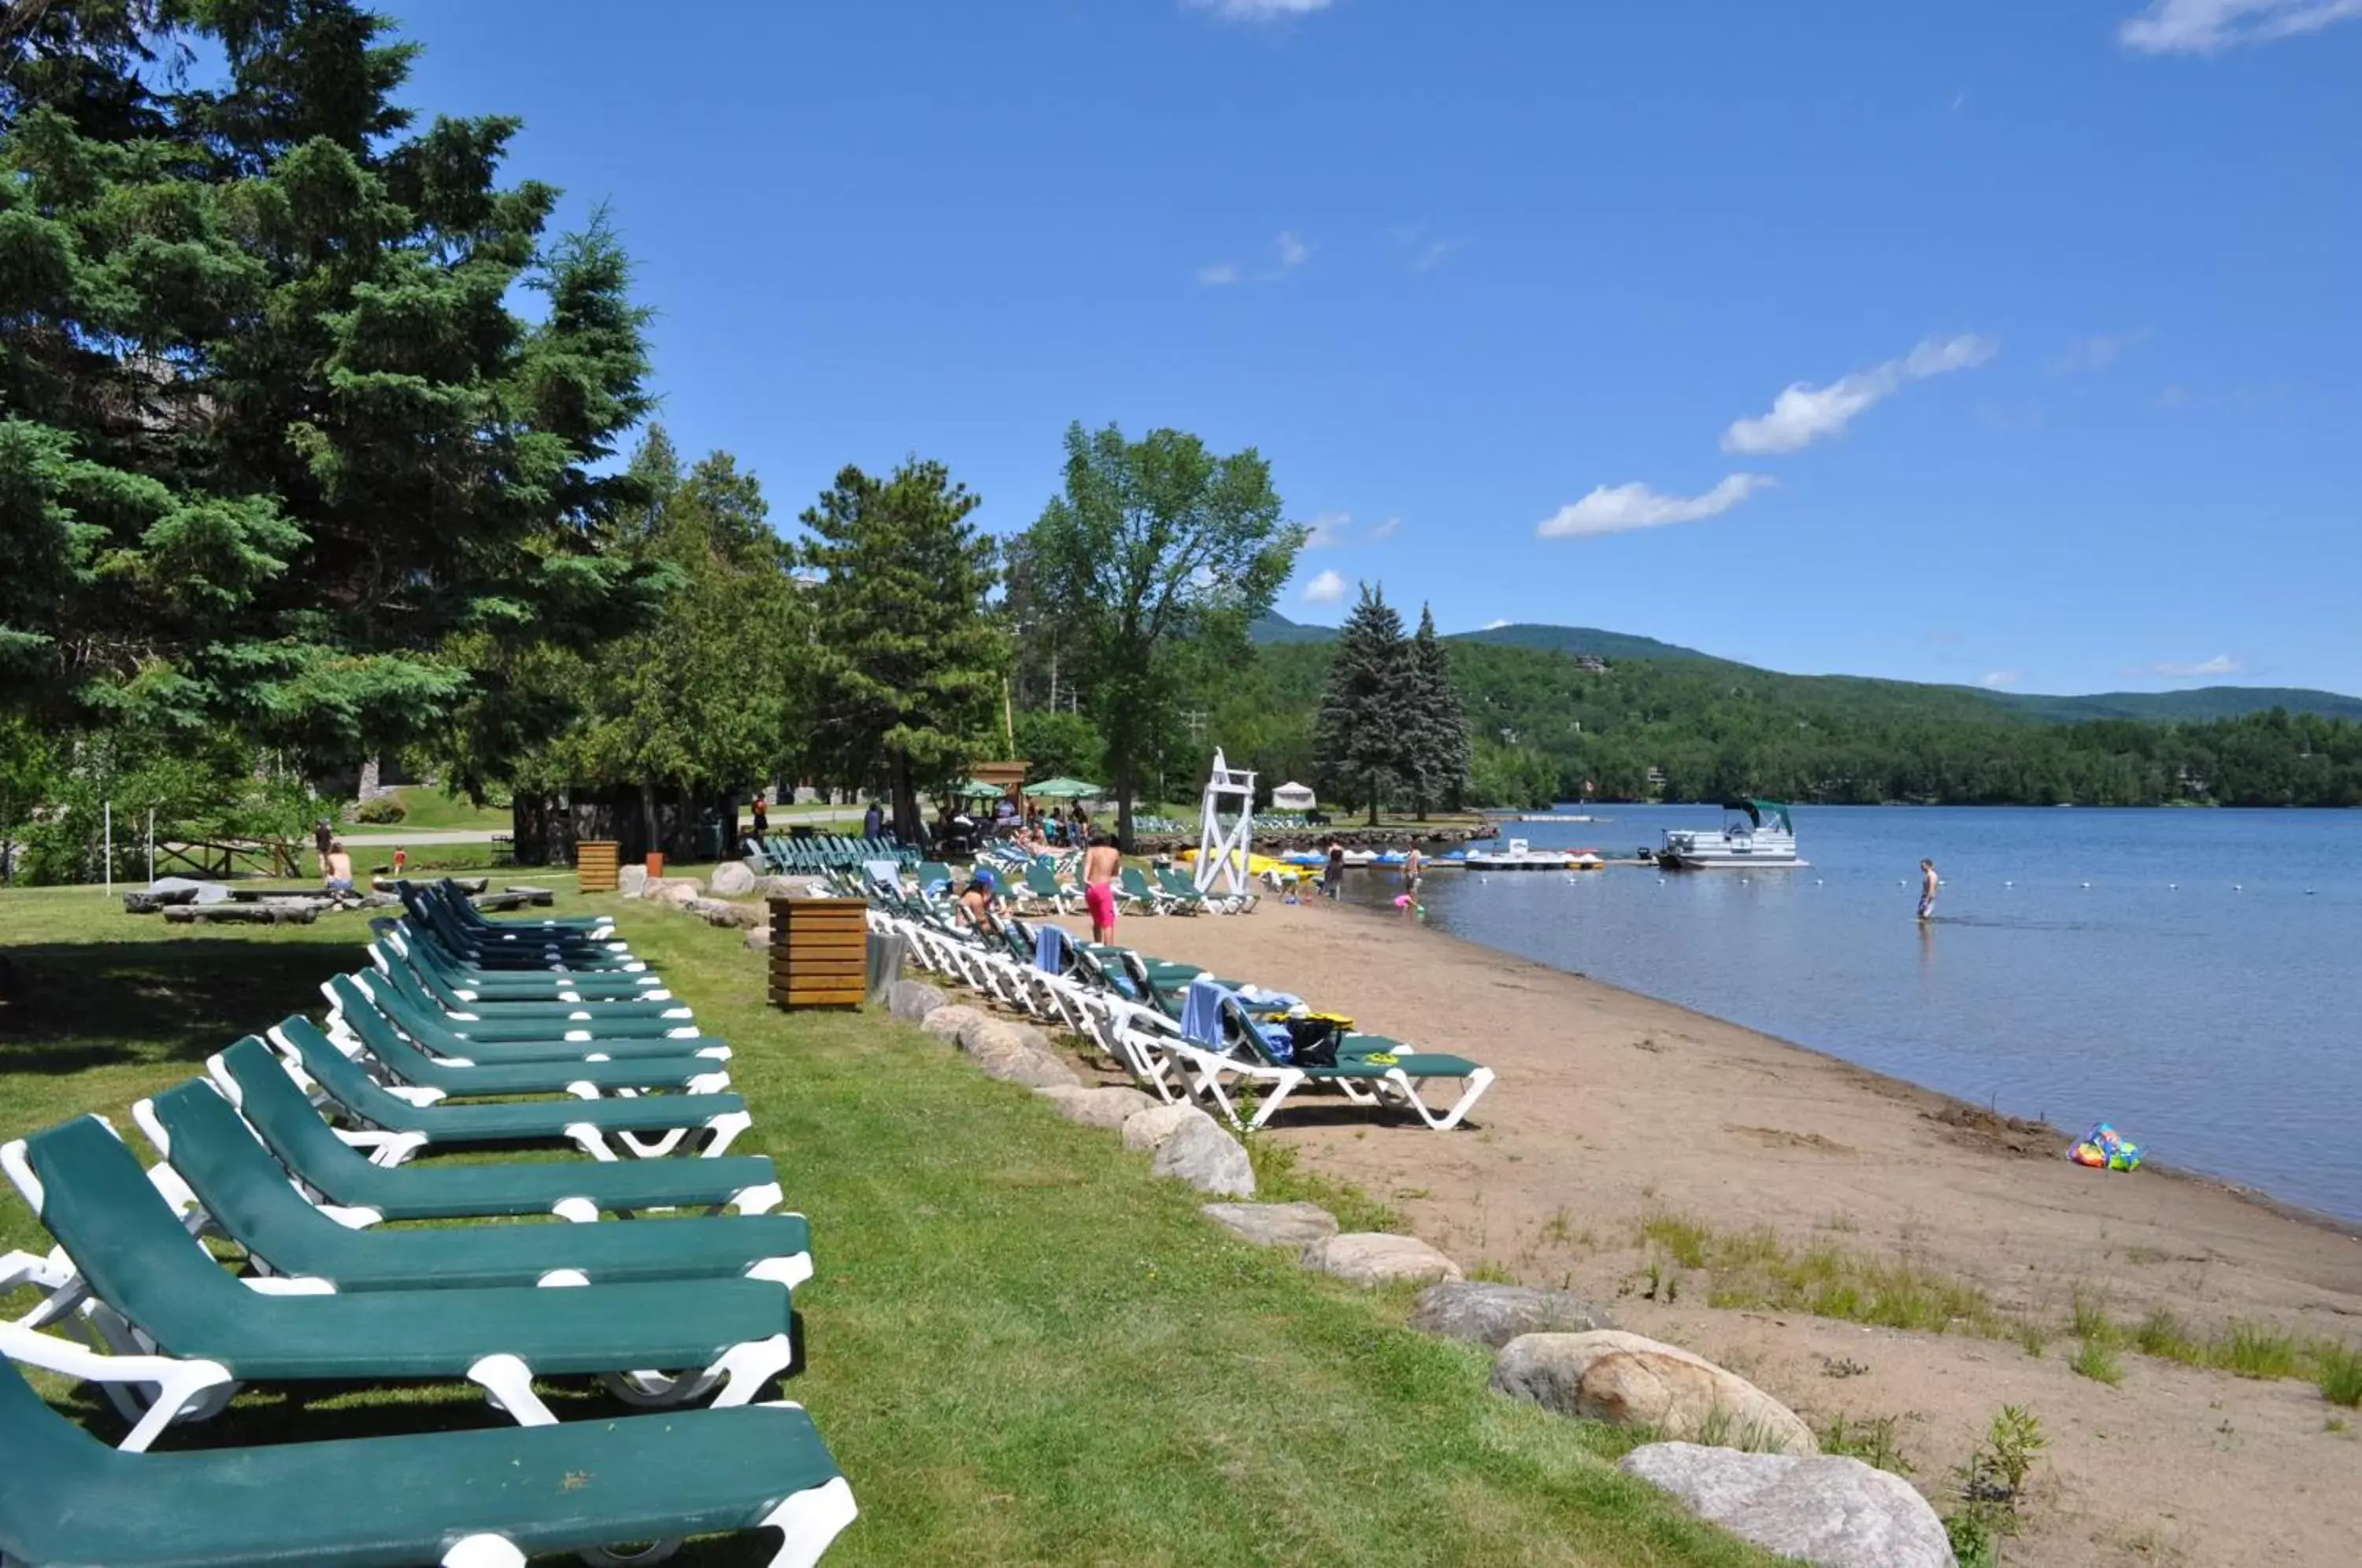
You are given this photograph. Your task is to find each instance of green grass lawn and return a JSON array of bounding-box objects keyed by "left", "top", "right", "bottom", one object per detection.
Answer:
[
  {"left": 0, "top": 886, "right": 1768, "bottom": 1566},
  {"left": 367, "top": 785, "right": 513, "bottom": 832}
]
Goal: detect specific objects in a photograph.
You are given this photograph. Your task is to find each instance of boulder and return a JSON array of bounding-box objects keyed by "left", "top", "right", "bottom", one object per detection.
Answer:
[
  {"left": 1121, "top": 1102, "right": 1214, "bottom": 1153},
  {"left": 690, "top": 898, "right": 762, "bottom": 929},
  {"left": 617, "top": 864, "right": 649, "bottom": 899},
  {"left": 653, "top": 878, "right": 704, "bottom": 908},
  {"left": 1490, "top": 1331, "right": 1815, "bottom": 1457},
  {"left": 974, "top": 1041, "right": 1081, "bottom": 1090},
  {"left": 709, "top": 860, "right": 759, "bottom": 896},
  {"left": 1042, "top": 1085, "right": 1158, "bottom": 1130},
  {"left": 1202, "top": 1200, "right": 1338, "bottom": 1250},
  {"left": 755, "top": 875, "right": 810, "bottom": 899},
  {"left": 958, "top": 1015, "right": 1053, "bottom": 1057},
  {"left": 1620, "top": 1444, "right": 1955, "bottom": 1568},
  {"left": 744, "top": 926, "right": 773, "bottom": 950},
  {"left": 920, "top": 1004, "right": 986, "bottom": 1045},
  {"left": 1301, "top": 1232, "right": 1461, "bottom": 1288},
  {"left": 887, "top": 980, "right": 950, "bottom": 1023},
  {"left": 1150, "top": 1115, "right": 1255, "bottom": 1197},
  {"left": 1406, "top": 1282, "right": 1616, "bottom": 1349}
]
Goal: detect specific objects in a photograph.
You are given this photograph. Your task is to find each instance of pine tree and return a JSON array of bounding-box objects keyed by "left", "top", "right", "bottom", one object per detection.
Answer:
[
  {"left": 1313, "top": 584, "right": 1413, "bottom": 825},
  {"left": 1407, "top": 604, "right": 1471, "bottom": 818},
  {"left": 796, "top": 460, "right": 1009, "bottom": 842},
  {"left": 1, "top": 0, "right": 661, "bottom": 775}
]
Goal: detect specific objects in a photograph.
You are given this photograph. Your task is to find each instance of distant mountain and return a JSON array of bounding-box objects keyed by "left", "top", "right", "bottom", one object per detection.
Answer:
[
  {"left": 1250, "top": 612, "right": 1712, "bottom": 663},
  {"left": 1248, "top": 613, "right": 2362, "bottom": 724}
]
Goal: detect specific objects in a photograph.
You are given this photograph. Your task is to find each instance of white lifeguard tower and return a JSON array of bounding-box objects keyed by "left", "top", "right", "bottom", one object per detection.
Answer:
[{"left": 1194, "top": 749, "right": 1257, "bottom": 897}]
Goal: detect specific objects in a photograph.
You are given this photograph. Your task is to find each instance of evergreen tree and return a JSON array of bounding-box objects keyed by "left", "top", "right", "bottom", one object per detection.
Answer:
[
  {"left": 796, "top": 460, "right": 1008, "bottom": 841},
  {"left": 0, "top": 0, "right": 662, "bottom": 775},
  {"left": 1406, "top": 603, "right": 1471, "bottom": 817},
  {"left": 1313, "top": 584, "right": 1413, "bottom": 825},
  {"left": 1017, "top": 421, "right": 1297, "bottom": 848}
]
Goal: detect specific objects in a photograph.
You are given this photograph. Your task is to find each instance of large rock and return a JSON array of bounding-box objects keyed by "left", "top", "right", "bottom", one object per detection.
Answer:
[
  {"left": 689, "top": 897, "right": 761, "bottom": 929},
  {"left": 1038, "top": 1085, "right": 1158, "bottom": 1130},
  {"left": 1202, "top": 1200, "right": 1338, "bottom": 1249},
  {"left": 887, "top": 979, "right": 949, "bottom": 1023},
  {"left": 920, "top": 1004, "right": 985, "bottom": 1045},
  {"left": 754, "top": 875, "right": 810, "bottom": 899},
  {"left": 958, "top": 1015, "right": 1053, "bottom": 1057},
  {"left": 1301, "top": 1232, "right": 1461, "bottom": 1288},
  {"left": 617, "top": 864, "right": 649, "bottom": 899},
  {"left": 1407, "top": 1282, "right": 1616, "bottom": 1349},
  {"left": 709, "top": 860, "right": 758, "bottom": 896},
  {"left": 1620, "top": 1444, "right": 1955, "bottom": 1568},
  {"left": 652, "top": 877, "right": 704, "bottom": 908},
  {"left": 1150, "top": 1115, "right": 1254, "bottom": 1197},
  {"left": 973, "top": 1036, "right": 1082, "bottom": 1089},
  {"left": 1121, "top": 1103, "right": 1214, "bottom": 1153},
  {"left": 744, "top": 926, "right": 772, "bottom": 950},
  {"left": 1490, "top": 1331, "right": 1816, "bottom": 1456}
]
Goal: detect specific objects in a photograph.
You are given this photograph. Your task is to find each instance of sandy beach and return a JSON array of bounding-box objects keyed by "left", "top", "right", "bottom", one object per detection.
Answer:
[{"left": 1057, "top": 893, "right": 2362, "bottom": 1566}]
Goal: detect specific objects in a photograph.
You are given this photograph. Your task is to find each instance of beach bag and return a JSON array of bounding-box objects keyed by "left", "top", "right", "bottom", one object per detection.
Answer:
[{"left": 1282, "top": 1015, "right": 1345, "bottom": 1069}]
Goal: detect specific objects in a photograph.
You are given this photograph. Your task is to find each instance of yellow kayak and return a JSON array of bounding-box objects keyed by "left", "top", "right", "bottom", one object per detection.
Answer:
[{"left": 1178, "top": 847, "right": 1305, "bottom": 883}]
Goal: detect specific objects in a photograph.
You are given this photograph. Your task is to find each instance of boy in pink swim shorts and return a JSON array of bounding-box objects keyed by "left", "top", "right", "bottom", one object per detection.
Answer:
[{"left": 1082, "top": 833, "right": 1123, "bottom": 945}]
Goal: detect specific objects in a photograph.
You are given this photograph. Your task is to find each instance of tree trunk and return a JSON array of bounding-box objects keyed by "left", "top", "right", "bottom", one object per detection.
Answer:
[
  {"left": 639, "top": 782, "right": 657, "bottom": 861},
  {"left": 890, "top": 753, "right": 919, "bottom": 845},
  {"left": 1113, "top": 754, "right": 1136, "bottom": 853},
  {"left": 1366, "top": 774, "right": 1380, "bottom": 827}
]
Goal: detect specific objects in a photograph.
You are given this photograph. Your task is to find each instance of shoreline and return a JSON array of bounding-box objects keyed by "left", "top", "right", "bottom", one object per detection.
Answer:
[{"left": 1061, "top": 893, "right": 2362, "bottom": 1566}]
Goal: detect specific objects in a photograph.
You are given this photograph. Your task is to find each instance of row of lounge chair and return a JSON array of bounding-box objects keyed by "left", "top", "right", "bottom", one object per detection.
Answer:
[
  {"left": 0, "top": 879, "right": 856, "bottom": 1568},
  {"left": 845, "top": 877, "right": 1494, "bottom": 1133},
  {"left": 745, "top": 833, "right": 916, "bottom": 875},
  {"left": 964, "top": 848, "right": 1257, "bottom": 917}
]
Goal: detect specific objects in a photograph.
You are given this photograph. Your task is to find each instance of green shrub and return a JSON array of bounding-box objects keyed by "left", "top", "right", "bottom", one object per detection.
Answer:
[
  {"left": 354, "top": 796, "right": 407, "bottom": 824},
  {"left": 2316, "top": 1343, "right": 2362, "bottom": 1408}
]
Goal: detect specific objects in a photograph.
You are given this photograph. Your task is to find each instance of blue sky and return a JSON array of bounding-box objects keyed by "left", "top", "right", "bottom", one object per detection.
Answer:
[{"left": 385, "top": 0, "right": 2360, "bottom": 697}]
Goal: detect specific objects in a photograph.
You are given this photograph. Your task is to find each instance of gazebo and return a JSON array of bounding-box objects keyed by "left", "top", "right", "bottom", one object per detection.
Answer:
[{"left": 1270, "top": 781, "right": 1316, "bottom": 811}]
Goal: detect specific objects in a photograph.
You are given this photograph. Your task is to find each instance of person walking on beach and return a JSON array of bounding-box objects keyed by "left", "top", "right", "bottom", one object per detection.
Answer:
[
  {"left": 1917, "top": 857, "right": 1939, "bottom": 922},
  {"left": 1324, "top": 839, "right": 1346, "bottom": 900},
  {"left": 1403, "top": 845, "right": 1424, "bottom": 895},
  {"left": 1082, "top": 831, "right": 1122, "bottom": 945}
]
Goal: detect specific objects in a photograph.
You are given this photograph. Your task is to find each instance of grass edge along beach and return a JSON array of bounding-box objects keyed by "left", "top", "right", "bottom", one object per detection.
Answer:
[{"left": 0, "top": 882, "right": 1781, "bottom": 1568}]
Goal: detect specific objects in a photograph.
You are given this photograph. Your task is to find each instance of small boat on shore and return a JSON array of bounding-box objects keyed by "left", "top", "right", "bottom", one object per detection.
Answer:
[
  {"left": 1658, "top": 800, "right": 1805, "bottom": 870},
  {"left": 1461, "top": 838, "right": 1583, "bottom": 871}
]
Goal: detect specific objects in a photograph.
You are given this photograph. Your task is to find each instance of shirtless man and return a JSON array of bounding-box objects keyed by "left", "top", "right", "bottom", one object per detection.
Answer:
[
  {"left": 324, "top": 840, "right": 355, "bottom": 897},
  {"left": 1917, "top": 857, "right": 1939, "bottom": 921},
  {"left": 1082, "top": 832, "right": 1123, "bottom": 945}
]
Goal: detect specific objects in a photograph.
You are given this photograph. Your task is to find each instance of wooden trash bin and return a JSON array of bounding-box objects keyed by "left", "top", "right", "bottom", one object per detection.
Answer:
[
  {"left": 575, "top": 839, "right": 620, "bottom": 893},
  {"left": 768, "top": 897, "right": 870, "bottom": 1010}
]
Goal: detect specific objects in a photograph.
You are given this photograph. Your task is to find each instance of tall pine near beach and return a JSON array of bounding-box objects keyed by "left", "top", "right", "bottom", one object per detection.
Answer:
[
  {"left": 796, "top": 460, "right": 1008, "bottom": 844},
  {"left": 1407, "top": 604, "right": 1470, "bottom": 818},
  {"left": 1314, "top": 584, "right": 1414, "bottom": 825},
  {"left": 0, "top": 0, "right": 662, "bottom": 776}
]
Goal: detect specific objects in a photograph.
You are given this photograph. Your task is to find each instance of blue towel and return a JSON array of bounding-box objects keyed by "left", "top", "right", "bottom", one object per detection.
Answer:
[
  {"left": 1181, "top": 978, "right": 1230, "bottom": 1048},
  {"left": 1034, "top": 923, "right": 1073, "bottom": 974}
]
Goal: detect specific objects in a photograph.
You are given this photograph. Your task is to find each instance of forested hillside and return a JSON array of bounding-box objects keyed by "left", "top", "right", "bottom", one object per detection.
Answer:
[{"left": 1210, "top": 642, "right": 2362, "bottom": 809}]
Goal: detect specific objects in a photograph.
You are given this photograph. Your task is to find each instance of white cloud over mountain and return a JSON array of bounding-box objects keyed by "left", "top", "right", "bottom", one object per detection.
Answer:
[
  {"left": 1535, "top": 475, "right": 1773, "bottom": 538},
  {"left": 1723, "top": 335, "right": 1997, "bottom": 455}
]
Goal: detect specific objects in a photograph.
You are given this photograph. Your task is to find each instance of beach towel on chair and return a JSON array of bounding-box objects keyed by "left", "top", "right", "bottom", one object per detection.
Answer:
[
  {"left": 1034, "top": 923, "right": 1074, "bottom": 974},
  {"left": 1181, "top": 978, "right": 1230, "bottom": 1048}
]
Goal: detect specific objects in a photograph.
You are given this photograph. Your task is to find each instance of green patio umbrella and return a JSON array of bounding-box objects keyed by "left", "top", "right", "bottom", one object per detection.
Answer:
[
  {"left": 1022, "top": 777, "right": 1102, "bottom": 799},
  {"left": 952, "top": 778, "right": 1008, "bottom": 799}
]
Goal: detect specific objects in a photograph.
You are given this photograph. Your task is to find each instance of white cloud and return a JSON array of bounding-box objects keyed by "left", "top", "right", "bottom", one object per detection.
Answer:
[
  {"left": 1482, "top": 619, "right": 1512, "bottom": 631},
  {"left": 2138, "top": 653, "right": 2248, "bottom": 677},
  {"left": 1196, "top": 261, "right": 1242, "bottom": 287},
  {"left": 1302, "top": 511, "right": 1350, "bottom": 548},
  {"left": 2051, "top": 327, "right": 2153, "bottom": 375},
  {"left": 1979, "top": 671, "right": 2021, "bottom": 689},
  {"left": 2120, "top": 0, "right": 2362, "bottom": 54},
  {"left": 1723, "top": 334, "right": 1998, "bottom": 455},
  {"left": 1368, "top": 516, "right": 1401, "bottom": 538},
  {"left": 1185, "top": 0, "right": 1335, "bottom": 20},
  {"left": 1275, "top": 231, "right": 1312, "bottom": 272},
  {"left": 1301, "top": 568, "right": 1349, "bottom": 605},
  {"left": 1198, "top": 231, "right": 1312, "bottom": 287},
  {"left": 1535, "top": 474, "right": 1774, "bottom": 539}
]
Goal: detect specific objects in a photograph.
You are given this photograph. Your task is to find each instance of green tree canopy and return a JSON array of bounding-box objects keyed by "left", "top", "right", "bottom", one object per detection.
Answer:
[
  {"left": 0, "top": 0, "right": 661, "bottom": 775},
  {"left": 1313, "top": 582, "right": 1413, "bottom": 824},
  {"left": 1405, "top": 603, "right": 1472, "bottom": 818},
  {"left": 796, "top": 459, "right": 1008, "bottom": 841},
  {"left": 1017, "top": 421, "right": 1297, "bottom": 847}
]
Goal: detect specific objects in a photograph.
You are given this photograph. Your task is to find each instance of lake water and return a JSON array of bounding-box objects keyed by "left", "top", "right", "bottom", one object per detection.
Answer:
[{"left": 1339, "top": 806, "right": 2362, "bottom": 1223}]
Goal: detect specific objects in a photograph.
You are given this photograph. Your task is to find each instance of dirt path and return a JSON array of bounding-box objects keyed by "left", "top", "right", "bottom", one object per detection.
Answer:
[{"left": 1066, "top": 893, "right": 2362, "bottom": 1565}]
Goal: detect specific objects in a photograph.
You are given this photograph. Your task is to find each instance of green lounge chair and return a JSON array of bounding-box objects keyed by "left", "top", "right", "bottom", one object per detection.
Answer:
[
  {"left": 331, "top": 974, "right": 725, "bottom": 1063},
  {"left": 387, "top": 930, "right": 688, "bottom": 1016},
  {"left": 129, "top": 1080, "right": 813, "bottom": 1292},
  {"left": 1172, "top": 993, "right": 1494, "bottom": 1132},
  {"left": 404, "top": 879, "right": 628, "bottom": 950},
  {"left": 0, "top": 1354, "right": 857, "bottom": 1568},
  {"left": 1119, "top": 864, "right": 1172, "bottom": 913},
  {"left": 317, "top": 1005, "right": 730, "bottom": 1100},
  {"left": 211, "top": 1038, "right": 782, "bottom": 1219},
  {"left": 372, "top": 935, "right": 698, "bottom": 1031},
  {"left": 235, "top": 1022, "right": 753, "bottom": 1163},
  {"left": 414, "top": 875, "right": 620, "bottom": 936},
  {"left": 1015, "top": 862, "right": 1075, "bottom": 915},
  {"left": 0, "top": 1117, "right": 798, "bottom": 1448},
  {"left": 396, "top": 923, "right": 668, "bottom": 1000}
]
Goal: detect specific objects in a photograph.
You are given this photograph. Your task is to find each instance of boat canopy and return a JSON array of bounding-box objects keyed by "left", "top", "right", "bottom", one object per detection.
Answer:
[{"left": 1721, "top": 799, "right": 1794, "bottom": 833}]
